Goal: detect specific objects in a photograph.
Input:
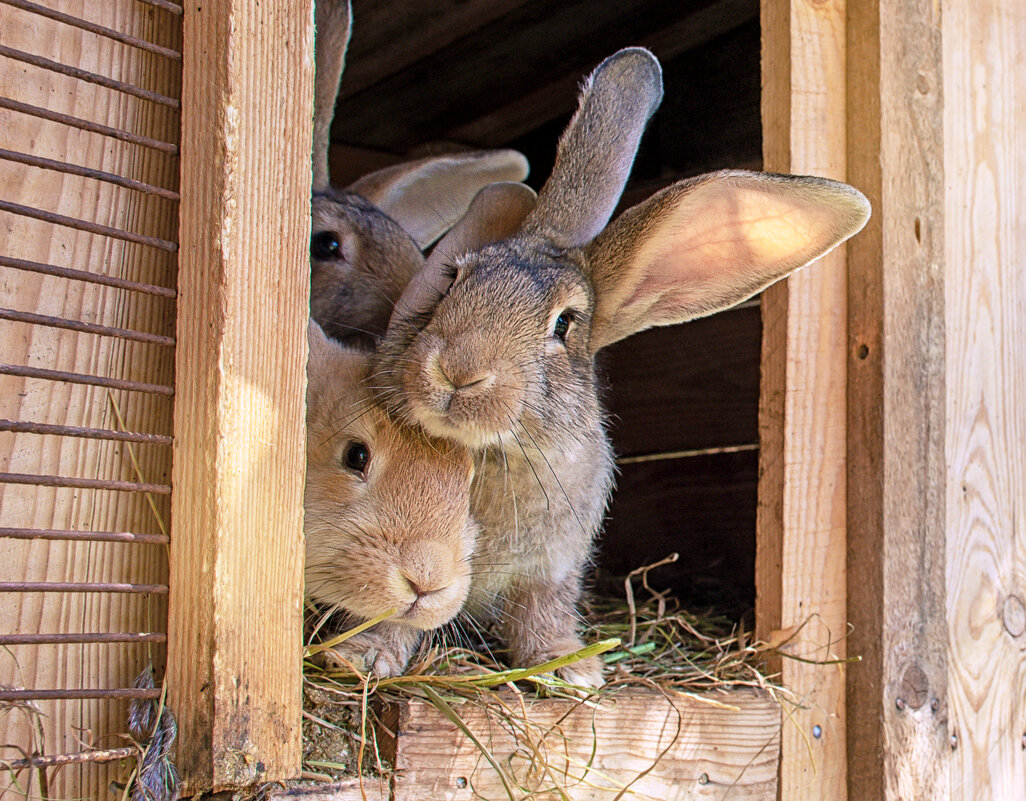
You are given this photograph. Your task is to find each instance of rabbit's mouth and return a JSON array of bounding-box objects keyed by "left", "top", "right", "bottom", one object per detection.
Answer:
[{"left": 400, "top": 582, "right": 469, "bottom": 630}]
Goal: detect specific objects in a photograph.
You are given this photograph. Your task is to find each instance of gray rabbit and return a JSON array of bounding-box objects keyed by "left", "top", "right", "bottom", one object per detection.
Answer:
[{"left": 376, "top": 47, "right": 871, "bottom": 687}]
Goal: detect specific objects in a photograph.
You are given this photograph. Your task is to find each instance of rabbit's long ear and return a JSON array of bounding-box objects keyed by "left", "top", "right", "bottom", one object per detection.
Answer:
[
  {"left": 307, "top": 318, "right": 340, "bottom": 380},
  {"left": 348, "top": 150, "right": 530, "bottom": 250},
  {"left": 585, "top": 171, "right": 872, "bottom": 352},
  {"left": 386, "top": 182, "right": 536, "bottom": 335},
  {"left": 426, "top": 182, "right": 537, "bottom": 270},
  {"left": 312, "top": 0, "right": 352, "bottom": 192},
  {"left": 522, "top": 48, "right": 663, "bottom": 248}
]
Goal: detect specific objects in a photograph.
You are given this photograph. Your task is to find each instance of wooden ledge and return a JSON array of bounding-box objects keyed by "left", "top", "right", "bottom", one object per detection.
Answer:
[{"left": 272, "top": 687, "right": 780, "bottom": 801}]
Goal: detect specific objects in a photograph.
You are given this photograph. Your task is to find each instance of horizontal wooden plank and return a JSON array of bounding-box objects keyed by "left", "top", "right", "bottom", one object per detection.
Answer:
[
  {"left": 601, "top": 450, "right": 757, "bottom": 614},
  {"left": 390, "top": 688, "right": 778, "bottom": 801},
  {"left": 601, "top": 304, "right": 761, "bottom": 458},
  {"left": 449, "top": 0, "right": 759, "bottom": 148},
  {"left": 275, "top": 689, "right": 777, "bottom": 801},
  {"left": 343, "top": 0, "right": 527, "bottom": 97}
]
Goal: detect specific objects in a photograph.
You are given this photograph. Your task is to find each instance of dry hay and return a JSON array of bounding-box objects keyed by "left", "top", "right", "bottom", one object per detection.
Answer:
[{"left": 298, "top": 553, "right": 792, "bottom": 786}]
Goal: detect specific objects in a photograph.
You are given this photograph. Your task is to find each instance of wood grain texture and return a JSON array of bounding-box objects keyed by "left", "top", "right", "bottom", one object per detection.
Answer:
[
  {"left": 167, "top": 0, "right": 314, "bottom": 792},
  {"left": 0, "top": 1, "right": 180, "bottom": 798},
  {"left": 845, "top": 2, "right": 950, "bottom": 799},
  {"left": 942, "top": 2, "right": 1026, "bottom": 799},
  {"left": 756, "top": 1, "right": 849, "bottom": 800},
  {"left": 390, "top": 689, "right": 779, "bottom": 801}
]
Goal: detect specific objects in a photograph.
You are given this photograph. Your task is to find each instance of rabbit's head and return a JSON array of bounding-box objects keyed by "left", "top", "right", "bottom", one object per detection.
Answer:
[
  {"left": 379, "top": 48, "right": 871, "bottom": 449},
  {"left": 304, "top": 320, "right": 477, "bottom": 631},
  {"left": 309, "top": 0, "right": 529, "bottom": 345}
]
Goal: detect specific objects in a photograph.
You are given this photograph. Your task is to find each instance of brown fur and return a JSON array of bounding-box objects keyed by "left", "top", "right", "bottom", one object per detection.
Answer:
[
  {"left": 377, "top": 48, "right": 871, "bottom": 688},
  {"left": 305, "top": 321, "right": 477, "bottom": 676}
]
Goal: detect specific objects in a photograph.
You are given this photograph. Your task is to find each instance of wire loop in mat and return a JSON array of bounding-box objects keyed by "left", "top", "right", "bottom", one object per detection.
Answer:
[
  {"left": 0, "top": 472, "right": 171, "bottom": 494},
  {"left": 0, "top": 147, "right": 180, "bottom": 200},
  {"left": 0, "top": 254, "right": 177, "bottom": 298},
  {"left": 0, "top": 199, "right": 178, "bottom": 251},
  {"left": 0, "top": 96, "right": 179, "bottom": 153},
  {"left": 0, "top": 44, "right": 181, "bottom": 108},
  {"left": 2, "top": 0, "right": 183, "bottom": 61},
  {"left": 0, "top": 363, "right": 175, "bottom": 396},
  {"left": 0, "top": 527, "right": 168, "bottom": 544},
  {"left": 0, "top": 307, "right": 176, "bottom": 346}
]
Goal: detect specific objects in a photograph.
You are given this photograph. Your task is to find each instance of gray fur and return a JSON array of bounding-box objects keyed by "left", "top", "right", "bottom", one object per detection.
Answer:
[{"left": 377, "top": 48, "right": 870, "bottom": 688}]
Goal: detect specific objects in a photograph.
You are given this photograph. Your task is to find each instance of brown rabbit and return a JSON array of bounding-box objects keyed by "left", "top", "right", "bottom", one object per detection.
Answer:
[
  {"left": 309, "top": 0, "right": 529, "bottom": 345},
  {"left": 376, "top": 48, "right": 871, "bottom": 687},
  {"left": 304, "top": 319, "right": 478, "bottom": 676}
]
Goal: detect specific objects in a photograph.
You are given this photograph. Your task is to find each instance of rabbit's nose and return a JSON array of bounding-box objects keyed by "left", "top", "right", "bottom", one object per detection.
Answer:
[
  {"left": 434, "top": 354, "right": 496, "bottom": 394},
  {"left": 401, "top": 573, "right": 448, "bottom": 599}
]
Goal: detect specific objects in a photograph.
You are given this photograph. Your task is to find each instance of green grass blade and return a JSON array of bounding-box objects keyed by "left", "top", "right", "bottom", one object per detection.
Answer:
[
  {"left": 421, "top": 684, "right": 518, "bottom": 801},
  {"left": 304, "top": 608, "right": 397, "bottom": 657}
]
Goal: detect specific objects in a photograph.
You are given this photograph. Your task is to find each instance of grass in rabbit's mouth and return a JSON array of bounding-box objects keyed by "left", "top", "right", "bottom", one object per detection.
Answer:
[{"left": 297, "top": 552, "right": 798, "bottom": 787}]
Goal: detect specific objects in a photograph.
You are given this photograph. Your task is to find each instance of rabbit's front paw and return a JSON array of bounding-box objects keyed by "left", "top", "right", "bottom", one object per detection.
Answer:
[
  {"left": 556, "top": 655, "right": 604, "bottom": 690},
  {"left": 321, "top": 629, "right": 418, "bottom": 678}
]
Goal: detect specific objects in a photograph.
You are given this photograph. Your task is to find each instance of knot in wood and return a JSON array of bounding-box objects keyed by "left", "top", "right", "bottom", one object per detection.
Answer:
[
  {"left": 1002, "top": 594, "right": 1026, "bottom": 638},
  {"left": 898, "top": 664, "right": 929, "bottom": 710}
]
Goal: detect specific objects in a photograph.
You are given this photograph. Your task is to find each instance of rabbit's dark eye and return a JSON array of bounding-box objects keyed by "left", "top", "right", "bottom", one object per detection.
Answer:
[
  {"left": 342, "top": 442, "right": 370, "bottom": 474},
  {"left": 552, "top": 310, "right": 573, "bottom": 341},
  {"left": 311, "top": 231, "right": 342, "bottom": 260}
]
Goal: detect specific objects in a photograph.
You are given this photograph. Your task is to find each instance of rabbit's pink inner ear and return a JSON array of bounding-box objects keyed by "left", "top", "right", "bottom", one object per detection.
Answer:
[{"left": 585, "top": 171, "right": 871, "bottom": 351}]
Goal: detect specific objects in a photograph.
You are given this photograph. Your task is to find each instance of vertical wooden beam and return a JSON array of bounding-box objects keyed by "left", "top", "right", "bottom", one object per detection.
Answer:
[
  {"left": 168, "top": 0, "right": 314, "bottom": 793},
  {"left": 942, "top": 3, "right": 1026, "bottom": 799},
  {"left": 756, "top": 2, "right": 849, "bottom": 799},
  {"left": 845, "top": 2, "right": 950, "bottom": 798}
]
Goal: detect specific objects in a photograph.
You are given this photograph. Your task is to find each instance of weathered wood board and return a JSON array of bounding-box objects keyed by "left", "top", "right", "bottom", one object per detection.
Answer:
[
  {"left": 756, "top": 1, "right": 850, "bottom": 799},
  {"left": 274, "top": 688, "right": 780, "bottom": 801},
  {"left": 168, "top": 0, "right": 314, "bottom": 792}
]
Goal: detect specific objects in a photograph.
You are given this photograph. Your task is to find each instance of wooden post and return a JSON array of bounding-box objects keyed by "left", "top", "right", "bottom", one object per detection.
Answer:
[
  {"left": 756, "top": 1, "right": 849, "bottom": 799},
  {"left": 168, "top": 0, "right": 314, "bottom": 792},
  {"left": 845, "top": 2, "right": 949, "bottom": 798},
  {"left": 846, "top": 1, "right": 1026, "bottom": 799},
  {"left": 942, "top": 5, "right": 1026, "bottom": 798}
]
